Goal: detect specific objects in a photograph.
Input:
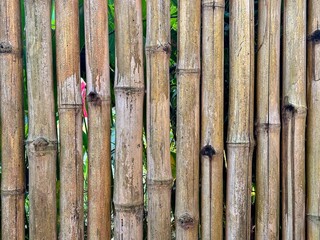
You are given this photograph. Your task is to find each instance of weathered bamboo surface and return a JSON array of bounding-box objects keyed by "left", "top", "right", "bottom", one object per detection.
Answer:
[
  {"left": 25, "top": 0, "right": 57, "bottom": 239},
  {"left": 114, "top": 0, "right": 145, "bottom": 239},
  {"left": 226, "top": 0, "right": 254, "bottom": 239},
  {"left": 175, "top": 0, "right": 201, "bottom": 239},
  {"left": 200, "top": 0, "right": 224, "bottom": 239},
  {"left": 56, "top": 0, "right": 84, "bottom": 238},
  {"left": 0, "top": 0, "right": 25, "bottom": 239},
  {"left": 255, "top": 1, "right": 281, "bottom": 239},
  {"left": 146, "top": 0, "right": 172, "bottom": 239},
  {"left": 306, "top": 0, "right": 320, "bottom": 239},
  {"left": 84, "top": 0, "right": 111, "bottom": 239},
  {"left": 282, "top": 0, "right": 307, "bottom": 239}
]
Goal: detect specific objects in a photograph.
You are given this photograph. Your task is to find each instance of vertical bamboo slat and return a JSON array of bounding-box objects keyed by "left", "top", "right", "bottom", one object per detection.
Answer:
[
  {"left": 226, "top": 0, "right": 254, "bottom": 239},
  {"left": 0, "top": 0, "right": 25, "bottom": 239},
  {"left": 255, "top": 1, "right": 281, "bottom": 239},
  {"left": 282, "top": 1, "right": 306, "bottom": 239},
  {"left": 200, "top": 0, "right": 224, "bottom": 239},
  {"left": 113, "top": 0, "right": 144, "bottom": 239},
  {"left": 175, "top": 0, "right": 201, "bottom": 239},
  {"left": 84, "top": 0, "right": 111, "bottom": 238},
  {"left": 56, "top": 0, "right": 84, "bottom": 239},
  {"left": 25, "top": 0, "right": 57, "bottom": 239},
  {"left": 306, "top": 0, "right": 320, "bottom": 239},
  {"left": 146, "top": 0, "right": 172, "bottom": 239}
]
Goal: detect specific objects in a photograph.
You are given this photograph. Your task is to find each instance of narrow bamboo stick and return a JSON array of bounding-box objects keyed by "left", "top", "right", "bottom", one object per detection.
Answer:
[
  {"left": 200, "top": 1, "right": 224, "bottom": 239},
  {"left": 24, "top": 0, "right": 57, "bottom": 239},
  {"left": 255, "top": 1, "right": 281, "bottom": 239},
  {"left": 175, "top": 0, "right": 201, "bottom": 239},
  {"left": 282, "top": 1, "right": 307, "bottom": 239},
  {"left": 84, "top": 0, "right": 111, "bottom": 239},
  {"left": 113, "top": 0, "right": 144, "bottom": 239},
  {"left": 146, "top": 0, "right": 172, "bottom": 239},
  {"left": 56, "top": 0, "right": 84, "bottom": 238},
  {"left": 0, "top": 0, "right": 25, "bottom": 239},
  {"left": 226, "top": 0, "right": 254, "bottom": 239},
  {"left": 306, "top": 0, "right": 320, "bottom": 239}
]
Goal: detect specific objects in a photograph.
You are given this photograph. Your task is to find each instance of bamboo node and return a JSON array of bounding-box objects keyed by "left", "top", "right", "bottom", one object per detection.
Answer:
[
  {"left": 306, "top": 214, "right": 320, "bottom": 222},
  {"left": 307, "top": 29, "right": 320, "bottom": 43},
  {"left": 1, "top": 189, "right": 25, "bottom": 196},
  {"left": 26, "top": 137, "right": 57, "bottom": 152},
  {"left": 177, "top": 213, "right": 196, "bottom": 229},
  {"left": 0, "top": 42, "right": 12, "bottom": 53},
  {"left": 200, "top": 144, "right": 216, "bottom": 160},
  {"left": 176, "top": 68, "right": 200, "bottom": 75},
  {"left": 202, "top": 1, "right": 225, "bottom": 9}
]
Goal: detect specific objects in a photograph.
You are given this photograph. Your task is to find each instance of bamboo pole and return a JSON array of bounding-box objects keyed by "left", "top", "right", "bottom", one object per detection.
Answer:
[
  {"left": 84, "top": 0, "right": 111, "bottom": 239},
  {"left": 175, "top": 0, "right": 201, "bottom": 239},
  {"left": 146, "top": 0, "right": 172, "bottom": 239},
  {"left": 200, "top": 1, "right": 224, "bottom": 239},
  {"left": 306, "top": 1, "right": 320, "bottom": 239},
  {"left": 226, "top": 0, "right": 254, "bottom": 239},
  {"left": 281, "top": 0, "right": 306, "bottom": 239},
  {"left": 0, "top": 0, "right": 25, "bottom": 239},
  {"left": 255, "top": 1, "right": 281, "bottom": 239},
  {"left": 24, "top": 0, "right": 57, "bottom": 239},
  {"left": 113, "top": 0, "right": 144, "bottom": 239},
  {"left": 56, "top": 0, "right": 84, "bottom": 239}
]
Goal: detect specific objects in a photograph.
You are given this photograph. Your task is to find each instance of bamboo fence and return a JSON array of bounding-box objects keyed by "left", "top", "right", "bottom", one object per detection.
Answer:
[{"left": 0, "top": 1, "right": 318, "bottom": 239}]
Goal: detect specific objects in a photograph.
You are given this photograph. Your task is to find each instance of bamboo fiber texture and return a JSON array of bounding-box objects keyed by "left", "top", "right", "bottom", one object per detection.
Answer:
[
  {"left": 226, "top": 0, "right": 254, "bottom": 239},
  {"left": 146, "top": 0, "right": 172, "bottom": 239},
  {"left": 25, "top": 0, "right": 57, "bottom": 239},
  {"left": 200, "top": 0, "right": 224, "bottom": 239},
  {"left": 114, "top": 0, "right": 144, "bottom": 239},
  {"left": 282, "top": 0, "right": 307, "bottom": 239},
  {"left": 306, "top": 0, "right": 320, "bottom": 239},
  {"left": 175, "top": 0, "right": 201, "bottom": 239},
  {"left": 84, "top": 0, "right": 111, "bottom": 238},
  {"left": 0, "top": 0, "right": 25, "bottom": 239},
  {"left": 255, "top": 0, "right": 281, "bottom": 239},
  {"left": 56, "top": 0, "right": 84, "bottom": 238}
]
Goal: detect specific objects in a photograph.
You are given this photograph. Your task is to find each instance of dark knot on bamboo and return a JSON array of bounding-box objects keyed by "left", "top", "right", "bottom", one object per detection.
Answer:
[
  {"left": 200, "top": 144, "right": 216, "bottom": 160},
  {"left": 307, "top": 29, "right": 320, "bottom": 43},
  {"left": 0, "top": 42, "right": 12, "bottom": 53},
  {"left": 177, "top": 213, "right": 196, "bottom": 230},
  {"left": 87, "top": 90, "right": 102, "bottom": 106}
]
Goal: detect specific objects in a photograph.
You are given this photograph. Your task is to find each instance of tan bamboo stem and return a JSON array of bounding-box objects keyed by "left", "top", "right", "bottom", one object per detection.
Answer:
[
  {"left": 255, "top": 1, "right": 281, "bottom": 239},
  {"left": 200, "top": 1, "right": 224, "bottom": 239},
  {"left": 56, "top": 0, "right": 84, "bottom": 238},
  {"left": 113, "top": 0, "right": 144, "bottom": 239},
  {"left": 175, "top": 0, "right": 201, "bottom": 239},
  {"left": 84, "top": 0, "right": 111, "bottom": 238},
  {"left": 306, "top": 1, "right": 320, "bottom": 239},
  {"left": 146, "top": 0, "right": 172, "bottom": 239},
  {"left": 226, "top": 0, "right": 254, "bottom": 239},
  {"left": 282, "top": 0, "right": 307, "bottom": 239},
  {"left": 24, "top": 0, "right": 57, "bottom": 239},
  {"left": 0, "top": 0, "right": 25, "bottom": 239}
]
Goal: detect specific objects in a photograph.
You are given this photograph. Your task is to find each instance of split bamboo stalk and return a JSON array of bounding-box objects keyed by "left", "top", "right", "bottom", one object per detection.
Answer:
[
  {"left": 255, "top": 1, "right": 281, "bottom": 239},
  {"left": 24, "top": 0, "right": 57, "bottom": 239},
  {"left": 84, "top": 0, "right": 111, "bottom": 239},
  {"left": 175, "top": 0, "right": 201, "bottom": 239},
  {"left": 56, "top": 0, "right": 84, "bottom": 239},
  {"left": 306, "top": 1, "right": 320, "bottom": 239},
  {"left": 0, "top": 0, "right": 25, "bottom": 239},
  {"left": 226, "top": 0, "right": 254, "bottom": 239},
  {"left": 282, "top": 0, "right": 307, "bottom": 239},
  {"left": 146, "top": 0, "right": 172, "bottom": 239},
  {"left": 200, "top": 0, "right": 224, "bottom": 239},
  {"left": 113, "top": 0, "right": 144, "bottom": 239}
]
